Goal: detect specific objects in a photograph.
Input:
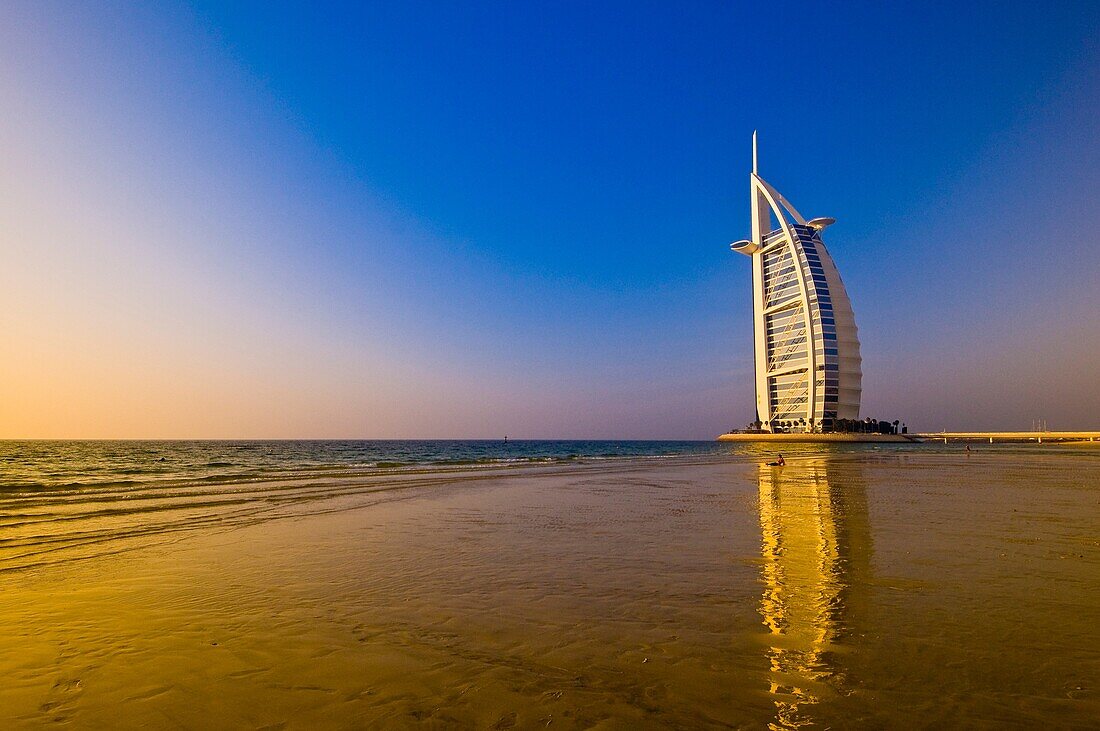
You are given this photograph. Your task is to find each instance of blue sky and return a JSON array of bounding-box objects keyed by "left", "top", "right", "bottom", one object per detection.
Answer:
[{"left": 1, "top": 1, "right": 1098, "bottom": 437}]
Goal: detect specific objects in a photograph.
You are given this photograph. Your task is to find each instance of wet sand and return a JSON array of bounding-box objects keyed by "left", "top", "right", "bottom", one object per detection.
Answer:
[{"left": 2, "top": 450, "right": 1098, "bottom": 728}]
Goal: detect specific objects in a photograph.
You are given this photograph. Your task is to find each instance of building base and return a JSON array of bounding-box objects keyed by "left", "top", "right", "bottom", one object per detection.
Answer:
[{"left": 717, "top": 433, "right": 916, "bottom": 443}]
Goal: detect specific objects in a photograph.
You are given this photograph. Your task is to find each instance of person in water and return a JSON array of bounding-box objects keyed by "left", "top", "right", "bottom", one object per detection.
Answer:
[{"left": 767, "top": 453, "right": 785, "bottom": 466}]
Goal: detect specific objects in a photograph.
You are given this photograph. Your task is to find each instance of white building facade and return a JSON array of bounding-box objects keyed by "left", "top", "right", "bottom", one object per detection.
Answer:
[{"left": 730, "top": 135, "right": 861, "bottom": 433}]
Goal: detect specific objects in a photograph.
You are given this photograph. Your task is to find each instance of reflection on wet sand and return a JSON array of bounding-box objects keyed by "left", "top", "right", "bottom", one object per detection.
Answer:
[{"left": 757, "top": 456, "right": 871, "bottom": 729}]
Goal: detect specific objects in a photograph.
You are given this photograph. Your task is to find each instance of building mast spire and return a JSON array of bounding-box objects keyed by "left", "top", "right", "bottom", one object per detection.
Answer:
[
  {"left": 752, "top": 130, "right": 758, "bottom": 174},
  {"left": 750, "top": 131, "right": 767, "bottom": 246}
]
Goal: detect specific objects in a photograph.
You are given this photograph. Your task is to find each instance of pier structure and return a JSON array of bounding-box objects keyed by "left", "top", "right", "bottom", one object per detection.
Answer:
[
  {"left": 913, "top": 432, "right": 1100, "bottom": 444},
  {"left": 729, "top": 133, "right": 861, "bottom": 434}
]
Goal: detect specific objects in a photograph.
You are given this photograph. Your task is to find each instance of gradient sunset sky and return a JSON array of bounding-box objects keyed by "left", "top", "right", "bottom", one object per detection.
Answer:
[{"left": 2, "top": 1, "right": 1098, "bottom": 438}]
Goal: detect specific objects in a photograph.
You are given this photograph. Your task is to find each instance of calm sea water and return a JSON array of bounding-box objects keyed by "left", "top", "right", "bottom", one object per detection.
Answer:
[{"left": 0, "top": 440, "right": 737, "bottom": 491}]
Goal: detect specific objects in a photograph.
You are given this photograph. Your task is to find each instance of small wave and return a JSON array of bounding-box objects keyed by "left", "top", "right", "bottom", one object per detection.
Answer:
[
  {"left": 64, "top": 479, "right": 142, "bottom": 489},
  {"left": 196, "top": 473, "right": 253, "bottom": 483}
]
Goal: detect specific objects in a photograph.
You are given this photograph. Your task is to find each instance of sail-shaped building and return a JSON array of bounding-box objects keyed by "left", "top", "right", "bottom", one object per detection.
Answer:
[{"left": 730, "top": 134, "right": 861, "bottom": 433}]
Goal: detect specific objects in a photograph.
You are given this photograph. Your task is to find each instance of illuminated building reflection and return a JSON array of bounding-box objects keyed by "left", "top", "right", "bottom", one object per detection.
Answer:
[{"left": 757, "top": 456, "right": 871, "bottom": 729}]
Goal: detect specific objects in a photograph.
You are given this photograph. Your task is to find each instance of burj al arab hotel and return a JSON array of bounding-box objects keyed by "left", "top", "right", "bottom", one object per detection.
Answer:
[{"left": 730, "top": 134, "right": 861, "bottom": 433}]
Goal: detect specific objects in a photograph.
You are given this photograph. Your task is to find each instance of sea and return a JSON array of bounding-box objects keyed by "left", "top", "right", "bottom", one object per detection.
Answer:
[{"left": 0, "top": 439, "right": 740, "bottom": 491}]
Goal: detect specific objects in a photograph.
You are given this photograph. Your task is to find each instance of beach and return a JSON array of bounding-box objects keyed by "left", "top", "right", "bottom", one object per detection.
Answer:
[{"left": 2, "top": 446, "right": 1098, "bottom": 728}]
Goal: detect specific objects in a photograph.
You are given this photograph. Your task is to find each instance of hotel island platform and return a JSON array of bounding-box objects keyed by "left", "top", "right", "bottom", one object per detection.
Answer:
[
  {"left": 717, "top": 432, "right": 915, "bottom": 443},
  {"left": 717, "top": 431, "right": 1100, "bottom": 443}
]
